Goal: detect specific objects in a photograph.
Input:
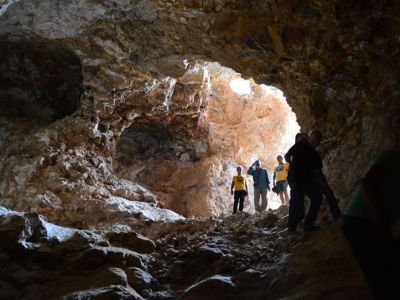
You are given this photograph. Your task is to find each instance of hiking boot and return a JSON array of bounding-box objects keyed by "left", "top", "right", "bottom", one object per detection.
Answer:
[{"left": 288, "top": 227, "right": 298, "bottom": 234}]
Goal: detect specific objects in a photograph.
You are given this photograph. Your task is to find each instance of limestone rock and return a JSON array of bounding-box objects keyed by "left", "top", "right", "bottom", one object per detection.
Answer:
[
  {"left": 181, "top": 275, "right": 236, "bottom": 300},
  {"left": 107, "top": 231, "right": 156, "bottom": 254},
  {"left": 126, "top": 267, "right": 155, "bottom": 292},
  {"left": 62, "top": 285, "right": 144, "bottom": 300}
]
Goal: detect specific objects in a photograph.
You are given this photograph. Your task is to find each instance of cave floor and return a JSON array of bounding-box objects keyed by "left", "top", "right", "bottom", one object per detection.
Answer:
[{"left": 0, "top": 206, "right": 370, "bottom": 300}]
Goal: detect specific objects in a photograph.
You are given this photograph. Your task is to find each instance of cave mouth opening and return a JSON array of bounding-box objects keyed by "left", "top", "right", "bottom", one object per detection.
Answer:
[
  {"left": 204, "top": 62, "right": 300, "bottom": 211},
  {"left": 0, "top": 34, "right": 83, "bottom": 124},
  {"left": 115, "top": 61, "right": 300, "bottom": 217}
]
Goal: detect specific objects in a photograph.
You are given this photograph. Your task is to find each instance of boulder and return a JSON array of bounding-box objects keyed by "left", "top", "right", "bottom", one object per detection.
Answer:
[
  {"left": 68, "top": 246, "right": 145, "bottom": 270},
  {"left": 126, "top": 267, "right": 154, "bottom": 291},
  {"left": 107, "top": 231, "right": 156, "bottom": 254}
]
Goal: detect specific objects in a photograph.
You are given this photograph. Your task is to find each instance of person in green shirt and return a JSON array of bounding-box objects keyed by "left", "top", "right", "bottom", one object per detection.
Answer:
[{"left": 342, "top": 149, "right": 400, "bottom": 299}]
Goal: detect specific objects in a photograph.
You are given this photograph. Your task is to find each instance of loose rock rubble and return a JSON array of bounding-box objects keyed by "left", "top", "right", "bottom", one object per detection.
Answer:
[{"left": 0, "top": 206, "right": 369, "bottom": 299}]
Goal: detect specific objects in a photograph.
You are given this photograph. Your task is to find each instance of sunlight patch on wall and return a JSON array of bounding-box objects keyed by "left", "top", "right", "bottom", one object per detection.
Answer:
[{"left": 229, "top": 78, "right": 251, "bottom": 96}]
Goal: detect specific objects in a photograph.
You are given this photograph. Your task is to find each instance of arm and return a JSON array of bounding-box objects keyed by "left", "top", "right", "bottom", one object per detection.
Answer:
[
  {"left": 264, "top": 169, "right": 271, "bottom": 190},
  {"left": 273, "top": 171, "right": 276, "bottom": 186},
  {"left": 230, "top": 180, "right": 235, "bottom": 195},
  {"left": 247, "top": 165, "right": 255, "bottom": 176}
]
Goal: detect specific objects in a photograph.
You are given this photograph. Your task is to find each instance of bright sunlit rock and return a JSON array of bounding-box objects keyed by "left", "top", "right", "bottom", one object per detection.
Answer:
[
  {"left": 261, "top": 84, "right": 286, "bottom": 101},
  {"left": 229, "top": 78, "right": 252, "bottom": 95}
]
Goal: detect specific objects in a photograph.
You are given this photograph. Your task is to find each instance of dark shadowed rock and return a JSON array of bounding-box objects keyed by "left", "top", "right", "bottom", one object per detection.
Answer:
[
  {"left": 107, "top": 231, "right": 156, "bottom": 254},
  {"left": 143, "top": 290, "right": 175, "bottom": 300},
  {"left": 254, "top": 213, "right": 279, "bottom": 228},
  {"left": 61, "top": 285, "right": 144, "bottom": 300},
  {"left": 167, "top": 244, "right": 233, "bottom": 286},
  {"left": 126, "top": 267, "right": 154, "bottom": 292},
  {"left": 234, "top": 269, "right": 270, "bottom": 299},
  {"left": 63, "top": 230, "right": 110, "bottom": 250},
  {"left": 69, "top": 246, "right": 145, "bottom": 271},
  {"left": 0, "top": 208, "right": 25, "bottom": 251}
]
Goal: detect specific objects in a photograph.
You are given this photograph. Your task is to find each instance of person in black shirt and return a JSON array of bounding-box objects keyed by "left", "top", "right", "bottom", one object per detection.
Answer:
[{"left": 285, "top": 133, "right": 323, "bottom": 233}]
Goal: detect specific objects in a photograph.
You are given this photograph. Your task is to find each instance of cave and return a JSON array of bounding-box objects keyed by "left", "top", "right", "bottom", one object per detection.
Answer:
[
  {"left": 115, "top": 62, "right": 300, "bottom": 216},
  {"left": 0, "top": 1, "right": 400, "bottom": 299}
]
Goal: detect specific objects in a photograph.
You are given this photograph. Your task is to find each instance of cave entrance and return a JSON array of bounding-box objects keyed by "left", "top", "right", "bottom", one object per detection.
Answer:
[
  {"left": 204, "top": 62, "right": 300, "bottom": 210},
  {"left": 115, "top": 61, "right": 299, "bottom": 217}
]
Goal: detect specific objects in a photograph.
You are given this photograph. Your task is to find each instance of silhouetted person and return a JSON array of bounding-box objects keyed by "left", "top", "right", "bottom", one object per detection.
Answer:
[
  {"left": 309, "top": 129, "right": 342, "bottom": 220},
  {"left": 342, "top": 150, "right": 400, "bottom": 299},
  {"left": 247, "top": 160, "right": 270, "bottom": 212},
  {"left": 285, "top": 133, "right": 323, "bottom": 233},
  {"left": 230, "top": 166, "right": 248, "bottom": 214},
  {"left": 273, "top": 155, "right": 289, "bottom": 205}
]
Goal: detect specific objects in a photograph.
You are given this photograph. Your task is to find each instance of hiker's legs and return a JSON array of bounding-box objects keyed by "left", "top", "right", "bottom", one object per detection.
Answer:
[
  {"left": 277, "top": 180, "right": 289, "bottom": 205},
  {"left": 279, "top": 191, "right": 284, "bottom": 204},
  {"left": 233, "top": 192, "right": 240, "bottom": 213},
  {"left": 320, "top": 182, "right": 341, "bottom": 219},
  {"left": 238, "top": 191, "right": 245, "bottom": 211},
  {"left": 253, "top": 189, "right": 261, "bottom": 211},
  {"left": 281, "top": 181, "right": 289, "bottom": 204},
  {"left": 288, "top": 177, "right": 305, "bottom": 230},
  {"left": 283, "top": 189, "right": 289, "bottom": 204},
  {"left": 304, "top": 180, "right": 322, "bottom": 230},
  {"left": 260, "top": 187, "right": 268, "bottom": 211}
]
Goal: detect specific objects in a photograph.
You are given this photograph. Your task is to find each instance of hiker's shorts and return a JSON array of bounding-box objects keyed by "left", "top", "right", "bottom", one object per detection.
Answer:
[{"left": 276, "top": 180, "right": 288, "bottom": 192}]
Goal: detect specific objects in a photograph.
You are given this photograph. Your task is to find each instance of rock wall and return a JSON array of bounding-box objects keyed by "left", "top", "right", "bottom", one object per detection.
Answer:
[{"left": 1, "top": 1, "right": 399, "bottom": 222}]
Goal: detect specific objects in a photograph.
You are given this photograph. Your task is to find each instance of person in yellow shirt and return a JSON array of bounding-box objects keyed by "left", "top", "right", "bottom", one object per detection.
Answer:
[
  {"left": 230, "top": 166, "right": 248, "bottom": 214},
  {"left": 273, "top": 155, "right": 289, "bottom": 205}
]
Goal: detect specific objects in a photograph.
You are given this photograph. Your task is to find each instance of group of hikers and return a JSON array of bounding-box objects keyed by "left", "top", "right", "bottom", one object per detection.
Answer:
[
  {"left": 230, "top": 130, "right": 400, "bottom": 299},
  {"left": 230, "top": 129, "right": 341, "bottom": 232}
]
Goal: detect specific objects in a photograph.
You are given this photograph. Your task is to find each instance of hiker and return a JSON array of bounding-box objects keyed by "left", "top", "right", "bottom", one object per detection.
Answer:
[
  {"left": 247, "top": 160, "right": 270, "bottom": 212},
  {"left": 308, "top": 129, "right": 341, "bottom": 220},
  {"left": 285, "top": 133, "right": 323, "bottom": 233},
  {"left": 273, "top": 155, "right": 289, "bottom": 205},
  {"left": 230, "top": 166, "right": 248, "bottom": 214},
  {"left": 342, "top": 150, "right": 400, "bottom": 299}
]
